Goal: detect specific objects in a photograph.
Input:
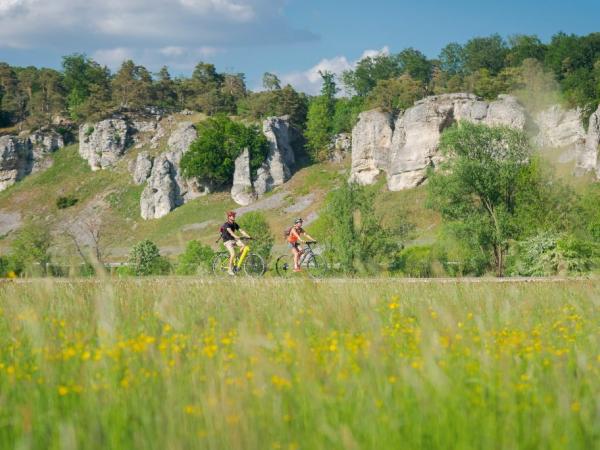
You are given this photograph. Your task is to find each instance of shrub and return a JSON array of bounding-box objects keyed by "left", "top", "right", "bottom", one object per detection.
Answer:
[
  {"left": 176, "top": 240, "right": 215, "bottom": 275},
  {"left": 10, "top": 224, "right": 52, "bottom": 276},
  {"left": 56, "top": 196, "right": 78, "bottom": 209},
  {"left": 237, "top": 212, "right": 274, "bottom": 262},
  {"left": 392, "top": 246, "right": 434, "bottom": 277},
  {"left": 128, "top": 239, "right": 171, "bottom": 276}
]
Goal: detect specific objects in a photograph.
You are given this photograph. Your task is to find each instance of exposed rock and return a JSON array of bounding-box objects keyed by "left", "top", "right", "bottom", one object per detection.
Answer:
[
  {"left": 254, "top": 116, "right": 296, "bottom": 196},
  {"left": 231, "top": 148, "right": 257, "bottom": 206},
  {"left": 78, "top": 119, "right": 130, "bottom": 171},
  {"left": 534, "top": 105, "right": 585, "bottom": 149},
  {"left": 350, "top": 94, "right": 528, "bottom": 190},
  {"left": 130, "top": 152, "right": 154, "bottom": 185},
  {"left": 575, "top": 105, "right": 600, "bottom": 176},
  {"left": 0, "top": 136, "right": 33, "bottom": 191},
  {"left": 329, "top": 133, "right": 352, "bottom": 162},
  {"left": 167, "top": 121, "right": 197, "bottom": 155},
  {"left": 348, "top": 110, "right": 393, "bottom": 185},
  {"left": 140, "top": 155, "right": 177, "bottom": 220},
  {"left": 28, "top": 129, "right": 65, "bottom": 172}
]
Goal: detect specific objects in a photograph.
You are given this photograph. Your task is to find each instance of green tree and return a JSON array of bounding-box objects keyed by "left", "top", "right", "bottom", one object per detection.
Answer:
[
  {"left": 439, "top": 42, "right": 466, "bottom": 76},
  {"left": 62, "top": 54, "right": 112, "bottom": 120},
  {"left": 262, "top": 72, "right": 281, "bottom": 91},
  {"left": 342, "top": 54, "right": 402, "bottom": 97},
  {"left": 397, "top": 48, "right": 433, "bottom": 84},
  {"left": 463, "top": 34, "right": 509, "bottom": 75},
  {"left": 128, "top": 239, "right": 171, "bottom": 276},
  {"left": 154, "top": 66, "right": 177, "bottom": 111},
  {"left": 305, "top": 71, "right": 338, "bottom": 161},
  {"left": 10, "top": 224, "right": 52, "bottom": 276},
  {"left": 366, "top": 74, "right": 425, "bottom": 112},
  {"left": 320, "top": 183, "right": 398, "bottom": 274},
  {"left": 180, "top": 115, "right": 268, "bottom": 186},
  {"left": 176, "top": 240, "right": 215, "bottom": 275},
  {"left": 237, "top": 212, "right": 274, "bottom": 261},
  {"left": 112, "top": 60, "right": 154, "bottom": 111},
  {"left": 506, "top": 34, "right": 546, "bottom": 67},
  {"left": 427, "top": 122, "right": 533, "bottom": 276}
]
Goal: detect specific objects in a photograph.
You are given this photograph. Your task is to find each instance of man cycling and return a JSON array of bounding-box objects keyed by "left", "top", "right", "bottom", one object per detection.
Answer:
[
  {"left": 222, "top": 211, "right": 251, "bottom": 276},
  {"left": 287, "top": 218, "right": 315, "bottom": 272}
]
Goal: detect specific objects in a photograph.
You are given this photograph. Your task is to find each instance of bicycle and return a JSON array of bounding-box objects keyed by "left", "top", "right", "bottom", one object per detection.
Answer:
[
  {"left": 275, "top": 241, "right": 328, "bottom": 278},
  {"left": 212, "top": 237, "right": 266, "bottom": 277}
]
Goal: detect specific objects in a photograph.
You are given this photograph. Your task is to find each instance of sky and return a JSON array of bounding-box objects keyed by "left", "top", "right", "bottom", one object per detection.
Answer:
[{"left": 0, "top": 0, "right": 599, "bottom": 94}]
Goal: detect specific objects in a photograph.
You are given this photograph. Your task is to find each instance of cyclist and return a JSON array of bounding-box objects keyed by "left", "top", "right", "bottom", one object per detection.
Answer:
[
  {"left": 287, "top": 218, "right": 315, "bottom": 272},
  {"left": 222, "top": 211, "right": 251, "bottom": 276}
]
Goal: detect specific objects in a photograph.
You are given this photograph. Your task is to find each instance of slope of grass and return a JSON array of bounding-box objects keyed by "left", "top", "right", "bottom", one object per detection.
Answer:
[{"left": 0, "top": 278, "right": 598, "bottom": 449}]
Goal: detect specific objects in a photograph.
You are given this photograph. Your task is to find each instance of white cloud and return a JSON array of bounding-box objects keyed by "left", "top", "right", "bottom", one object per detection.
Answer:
[
  {"left": 280, "top": 46, "right": 391, "bottom": 95},
  {"left": 0, "top": 0, "right": 315, "bottom": 67}
]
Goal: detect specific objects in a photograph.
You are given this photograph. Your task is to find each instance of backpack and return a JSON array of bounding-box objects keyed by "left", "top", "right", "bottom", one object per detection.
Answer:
[{"left": 283, "top": 227, "right": 292, "bottom": 240}]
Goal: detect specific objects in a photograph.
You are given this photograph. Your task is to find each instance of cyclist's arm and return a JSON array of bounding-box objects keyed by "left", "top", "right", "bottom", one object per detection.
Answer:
[
  {"left": 227, "top": 227, "right": 240, "bottom": 240},
  {"left": 304, "top": 233, "right": 316, "bottom": 242},
  {"left": 239, "top": 229, "right": 251, "bottom": 238}
]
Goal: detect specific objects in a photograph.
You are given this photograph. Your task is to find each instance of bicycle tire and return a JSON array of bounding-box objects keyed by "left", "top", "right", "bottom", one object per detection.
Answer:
[
  {"left": 243, "top": 253, "right": 265, "bottom": 277},
  {"left": 212, "top": 252, "right": 231, "bottom": 276},
  {"left": 275, "top": 254, "right": 294, "bottom": 278},
  {"left": 305, "top": 254, "right": 328, "bottom": 279}
]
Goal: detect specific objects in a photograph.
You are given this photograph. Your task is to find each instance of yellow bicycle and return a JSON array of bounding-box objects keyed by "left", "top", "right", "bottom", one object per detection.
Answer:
[{"left": 212, "top": 237, "right": 266, "bottom": 277}]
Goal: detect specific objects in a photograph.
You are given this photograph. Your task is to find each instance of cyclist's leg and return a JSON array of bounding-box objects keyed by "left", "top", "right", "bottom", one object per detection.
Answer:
[
  {"left": 225, "top": 241, "right": 236, "bottom": 273},
  {"left": 291, "top": 243, "right": 301, "bottom": 270}
]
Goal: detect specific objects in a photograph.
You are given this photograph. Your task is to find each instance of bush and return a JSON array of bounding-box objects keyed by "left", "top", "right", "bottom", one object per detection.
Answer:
[
  {"left": 176, "top": 240, "right": 214, "bottom": 275},
  {"left": 392, "top": 246, "right": 434, "bottom": 277},
  {"left": 508, "top": 232, "right": 598, "bottom": 276},
  {"left": 237, "top": 212, "right": 274, "bottom": 262},
  {"left": 180, "top": 116, "right": 269, "bottom": 187},
  {"left": 10, "top": 224, "right": 52, "bottom": 276},
  {"left": 128, "top": 239, "right": 171, "bottom": 276},
  {"left": 56, "top": 196, "right": 78, "bottom": 209}
]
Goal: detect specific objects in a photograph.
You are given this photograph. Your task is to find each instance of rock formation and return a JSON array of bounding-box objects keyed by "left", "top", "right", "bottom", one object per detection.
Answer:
[
  {"left": 329, "top": 133, "right": 352, "bottom": 163},
  {"left": 253, "top": 116, "right": 296, "bottom": 196},
  {"left": 78, "top": 119, "right": 130, "bottom": 171},
  {"left": 130, "top": 152, "right": 154, "bottom": 185},
  {"left": 231, "top": 148, "right": 257, "bottom": 206},
  {"left": 575, "top": 105, "right": 600, "bottom": 176},
  {"left": 140, "top": 122, "right": 210, "bottom": 219},
  {"left": 350, "top": 94, "right": 528, "bottom": 190},
  {"left": 0, "top": 129, "right": 65, "bottom": 191}
]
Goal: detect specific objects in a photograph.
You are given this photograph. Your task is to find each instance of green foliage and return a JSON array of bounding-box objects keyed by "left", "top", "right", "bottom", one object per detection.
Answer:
[
  {"left": 332, "top": 96, "right": 365, "bottom": 134},
  {"left": 342, "top": 54, "right": 403, "bottom": 97},
  {"left": 509, "top": 232, "right": 598, "bottom": 276},
  {"left": 319, "top": 183, "right": 400, "bottom": 274},
  {"left": 180, "top": 116, "right": 268, "bottom": 186},
  {"left": 56, "top": 196, "right": 78, "bottom": 209},
  {"left": 10, "top": 224, "right": 52, "bottom": 276},
  {"left": 428, "top": 122, "right": 533, "bottom": 276},
  {"left": 366, "top": 75, "right": 426, "bottom": 112},
  {"left": 305, "top": 97, "right": 333, "bottom": 161},
  {"left": 463, "top": 34, "right": 509, "bottom": 75},
  {"left": 237, "top": 85, "right": 308, "bottom": 129},
  {"left": 128, "top": 239, "right": 171, "bottom": 276},
  {"left": 111, "top": 60, "right": 154, "bottom": 111},
  {"left": 176, "top": 240, "right": 215, "bottom": 275},
  {"left": 391, "top": 246, "right": 434, "bottom": 277},
  {"left": 237, "top": 212, "right": 274, "bottom": 261}
]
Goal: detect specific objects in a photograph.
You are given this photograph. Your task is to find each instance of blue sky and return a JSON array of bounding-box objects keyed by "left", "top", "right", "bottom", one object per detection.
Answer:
[{"left": 0, "top": 0, "right": 599, "bottom": 93}]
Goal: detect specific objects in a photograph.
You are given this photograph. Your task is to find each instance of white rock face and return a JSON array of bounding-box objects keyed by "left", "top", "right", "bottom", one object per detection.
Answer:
[
  {"left": 534, "top": 105, "right": 585, "bottom": 149},
  {"left": 140, "top": 155, "right": 177, "bottom": 220},
  {"left": 28, "top": 129, "right": 65, "bottom": 172},
  {"left": 140, "top": 121, "right": 210, "bottom": 219},
  {"left": 78, "top": 119, "right": 130, "bottom": 171},
  {"left": 0, "top": 136, "right": 33, "bottom": 191},
  {"left": 254, "top": 116, "right": 296, "bottom": 196},
  {"left": 350, "top": 93, "right": 528, "bottom": 190},
  {"left": 231, "top": 148, "right": 257, "bottom": 206},
  {"left": 130, "top": 152, "right": 154, "bottom": 185},
  {"left": 575, "top": 105, "right": 600, "bottom": 176},
  {"left": 329, "top": 133, "right": 352, "bottom": 162},
  {"left": 349, "top": 110, "right": 393, "bottom": 185}
]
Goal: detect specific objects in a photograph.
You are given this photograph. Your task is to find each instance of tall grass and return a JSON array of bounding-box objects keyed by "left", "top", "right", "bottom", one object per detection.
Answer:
[{"left": 0, "top": 279, "right": 598, "bottom": 449}]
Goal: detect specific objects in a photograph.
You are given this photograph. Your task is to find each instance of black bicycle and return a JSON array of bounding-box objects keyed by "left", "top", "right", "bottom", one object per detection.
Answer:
[{"left": 275, "top": 241, "right": 328, "bottom": 278}]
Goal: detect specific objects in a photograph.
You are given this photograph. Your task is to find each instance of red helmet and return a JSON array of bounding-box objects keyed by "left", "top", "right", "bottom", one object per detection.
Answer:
[{"left": 227, "top": 211, "right": 237, "bottom": 218}]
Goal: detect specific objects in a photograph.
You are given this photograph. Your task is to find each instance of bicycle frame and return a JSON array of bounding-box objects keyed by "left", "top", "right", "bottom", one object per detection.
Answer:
[{"left": 235, "top": 244, "right": 251, "bottom": 269}]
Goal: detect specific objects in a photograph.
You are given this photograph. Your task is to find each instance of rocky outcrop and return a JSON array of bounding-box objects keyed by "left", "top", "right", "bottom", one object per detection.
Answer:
[
  {"left": 230, "top": 116, "right": 297, "bottom": 205},
  {"left": 140, "top": 122, "right": 211, "bottom": 219},
  {"left": 130, "top": 152, "right": 154, "bottom": 185},
  {"left": 575, "top": 105, "right": 600, "bottom": 176},
  {"left": 253, "top": 116, "right": 296, "bottom": 196},
  {"left": 28, "top": 129, "right": 65, "bottom": 172},
  {"left": 534, "top": 105, "right": 586, "bottom": 164},
  {"left": 231, "top": 148, "right": 257, "bottom": 206},
  {"left": 78, "top": 119, "right": 130, "bottom": 171},
  {"left": 350, "top": 94, "right": 527, "bottom": 190},
  {"left": 329, "top": 133, "right": 352, "bottom": 163},
  {"left": 0, "top": 136, "right": 33, "bottom": 191}
]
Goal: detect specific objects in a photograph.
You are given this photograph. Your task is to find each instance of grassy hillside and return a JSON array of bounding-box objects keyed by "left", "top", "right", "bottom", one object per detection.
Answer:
[{"left": 0, "top": 132, "right": 437, "bottom": 264}]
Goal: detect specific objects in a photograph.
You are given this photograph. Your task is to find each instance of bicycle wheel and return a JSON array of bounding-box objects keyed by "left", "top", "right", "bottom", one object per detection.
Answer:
[
  {"left": 243, "top": 253, "right": 265, "bottom": 277},
  {"left": 275, "top": 254, "right": 294, "bottom": 278},
  {"left": 304, "top": 254, "right": 328, "bottom": 279},
  {"left": 212, "top": 253, "right": 231, "bottom": 276}
]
